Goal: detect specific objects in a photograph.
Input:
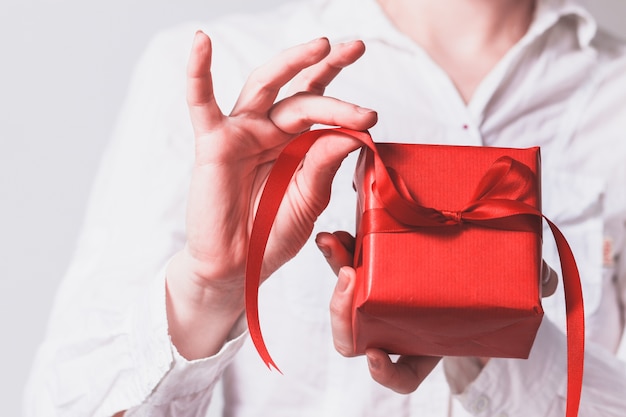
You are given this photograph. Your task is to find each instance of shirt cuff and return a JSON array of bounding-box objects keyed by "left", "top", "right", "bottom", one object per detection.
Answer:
[
  {"left": 127, "top": 264, "right": 248, "bottom": 412},
  {"left": 444, "top": 318, "right": 566, "bottom": 416}
]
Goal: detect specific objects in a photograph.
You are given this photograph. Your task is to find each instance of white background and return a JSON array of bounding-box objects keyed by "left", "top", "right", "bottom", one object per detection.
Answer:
[{"left": 0, "top": 1, "right": 624, "bottom": 415}]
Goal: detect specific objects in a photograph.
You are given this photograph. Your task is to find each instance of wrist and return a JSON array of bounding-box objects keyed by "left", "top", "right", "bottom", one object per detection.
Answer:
[
  {"left": 167, "top": 250, "right": 244, "bottom": 309},
  {"left": 165, "top": 251, "right": 245, "bottom": 360}
]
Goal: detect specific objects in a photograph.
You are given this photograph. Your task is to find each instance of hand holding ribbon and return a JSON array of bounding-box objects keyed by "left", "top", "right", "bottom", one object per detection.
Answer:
[{"left": 166, "top": 32, "right": 377, "bottom": 361}]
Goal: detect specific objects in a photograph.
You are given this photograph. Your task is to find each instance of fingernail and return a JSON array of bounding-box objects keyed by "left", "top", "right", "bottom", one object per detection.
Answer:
[
  {"left": 309, "top": 37, "right": 328, "bottom": 44},
  {"left": 339, "top": 40, "right": 362, "bottom": 47},
  {"left": 337, "top": 268, "right": 350, "bottom": 292},
  {"left": 316, "top": 242, "right": 331, "bottom": 258},
  {"left": 357, "top": 106, "right": 376, "bottom": 114}
]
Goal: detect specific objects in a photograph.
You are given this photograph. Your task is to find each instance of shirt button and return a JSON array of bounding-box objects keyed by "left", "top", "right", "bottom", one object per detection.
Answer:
[{"left": 471, "top": 395, "right": 490, "bottom": 413}]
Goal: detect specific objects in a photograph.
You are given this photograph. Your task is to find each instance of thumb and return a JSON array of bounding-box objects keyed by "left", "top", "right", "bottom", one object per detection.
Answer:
[{"left": 293, "top": 132, "right": 364, "bottom": 213}]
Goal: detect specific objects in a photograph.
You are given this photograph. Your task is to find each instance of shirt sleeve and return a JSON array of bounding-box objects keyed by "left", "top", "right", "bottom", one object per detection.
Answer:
[
  {"left": 123, "top": 272, "right": 248, "bottom": 417},
  {"left": 445, "top": 318, "right": 626, "bottom": 416},
  {"left": 23, "top": 26, "right": 248, "bottom": 417}
]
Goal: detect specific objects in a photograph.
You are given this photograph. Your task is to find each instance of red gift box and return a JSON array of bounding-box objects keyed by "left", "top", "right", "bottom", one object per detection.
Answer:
[{"left": 352, "top": 143, "right": 543, "bottom": 358}]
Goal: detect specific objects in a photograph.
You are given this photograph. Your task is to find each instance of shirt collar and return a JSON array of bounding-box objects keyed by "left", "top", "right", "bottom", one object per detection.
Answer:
[
  {"left": 319, "top": 0, "right": 598, "bottom": 49},
  {"left": 527, "top": 0, "right": 597, "bottom": 47}
]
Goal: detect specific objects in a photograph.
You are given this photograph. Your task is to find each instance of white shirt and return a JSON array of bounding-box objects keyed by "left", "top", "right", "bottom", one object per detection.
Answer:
[{"left": 24, "top": 0, "right": 626, "bottom": 416}]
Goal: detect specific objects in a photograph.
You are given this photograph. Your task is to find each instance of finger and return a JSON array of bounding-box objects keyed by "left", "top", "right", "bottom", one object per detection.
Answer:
[
  {"left": 329, "top": 267, "right": 357, "bottom": 357},
  {"left": 288, "top": 40, "right": 366, "bottom": 96},
  {"left": 315, "top": 231, "right": 354, "bottom": 275},
  {"left": 541, "top": 259, "right": 558, "bottom": 297},
  {"left": 333, "top": 231, "right": 356, "bottom": 254},
  {"left": 269, "top": 92, "right": 377, "bottom": 134},
  {"left": 187, "top": 31, "right": 224, "bottom": 134},
  {"left": 231, "top": 38, "right": 331, "bottom": 115},
  {"left": 289, "top": 129, "right": 372, "bottom": 217},
  {"left": 366, "top": 349, "right": 442, "bottom": 394}
]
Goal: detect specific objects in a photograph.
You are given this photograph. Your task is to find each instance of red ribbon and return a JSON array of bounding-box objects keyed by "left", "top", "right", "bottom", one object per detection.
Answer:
[{"left": 245, "top": 128, "right": 584, "bottom": 417}]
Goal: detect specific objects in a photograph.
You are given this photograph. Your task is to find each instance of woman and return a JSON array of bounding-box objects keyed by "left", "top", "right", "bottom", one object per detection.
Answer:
[{"left": 25, "top": 0, "right": 626, "bottom": 415}]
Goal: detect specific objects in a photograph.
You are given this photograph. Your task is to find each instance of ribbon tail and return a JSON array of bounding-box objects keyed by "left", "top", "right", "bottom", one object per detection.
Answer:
[
  {"left": 546, "top": 218, "right": 585, "bottom": 417},
  {"left": 245, "top": 218, "right": 281, "bottom": 372},
  {"left": 245, "top": 129, "right": 340, "bottom": 372}
]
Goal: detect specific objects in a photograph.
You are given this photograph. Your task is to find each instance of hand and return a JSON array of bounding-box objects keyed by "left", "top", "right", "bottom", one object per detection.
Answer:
[
  {"left": 315, "top": 231, "right": 558, "bottom": 393},
  {"left": 166, "top": 32, "right": 377, "bottom": 359}
]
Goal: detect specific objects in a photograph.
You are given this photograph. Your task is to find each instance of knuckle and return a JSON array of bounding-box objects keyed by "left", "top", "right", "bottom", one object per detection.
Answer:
[
  {"left": 369, "top": 362, "right": 420, "bottom": 395},
  {"left": 247, "top": 68, "right": 276, "bottom": 95},
  {"left": 328, "top": 296, "right": 345, "bottom": 318},
  {"left": 299, "top": 74, "right": 327, "bottom": 94}
]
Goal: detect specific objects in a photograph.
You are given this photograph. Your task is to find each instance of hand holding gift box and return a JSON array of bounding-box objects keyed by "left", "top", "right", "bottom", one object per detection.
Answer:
[{"left": 245, "top": 128, "right": 584, "bottom": 417}]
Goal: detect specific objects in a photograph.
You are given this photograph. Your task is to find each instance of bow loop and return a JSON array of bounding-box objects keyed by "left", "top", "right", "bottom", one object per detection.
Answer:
[
  {"left": 371, "top": 154, "right": 539, "bottom": 230},
  {"left": 471, "top": 156, "right": 537, "bottom": 203}
]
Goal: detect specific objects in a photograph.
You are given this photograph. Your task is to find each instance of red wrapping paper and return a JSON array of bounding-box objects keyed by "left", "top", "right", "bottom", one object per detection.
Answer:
[{"left": 352, "top": 143, "right": 543, "bottom": 358}]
